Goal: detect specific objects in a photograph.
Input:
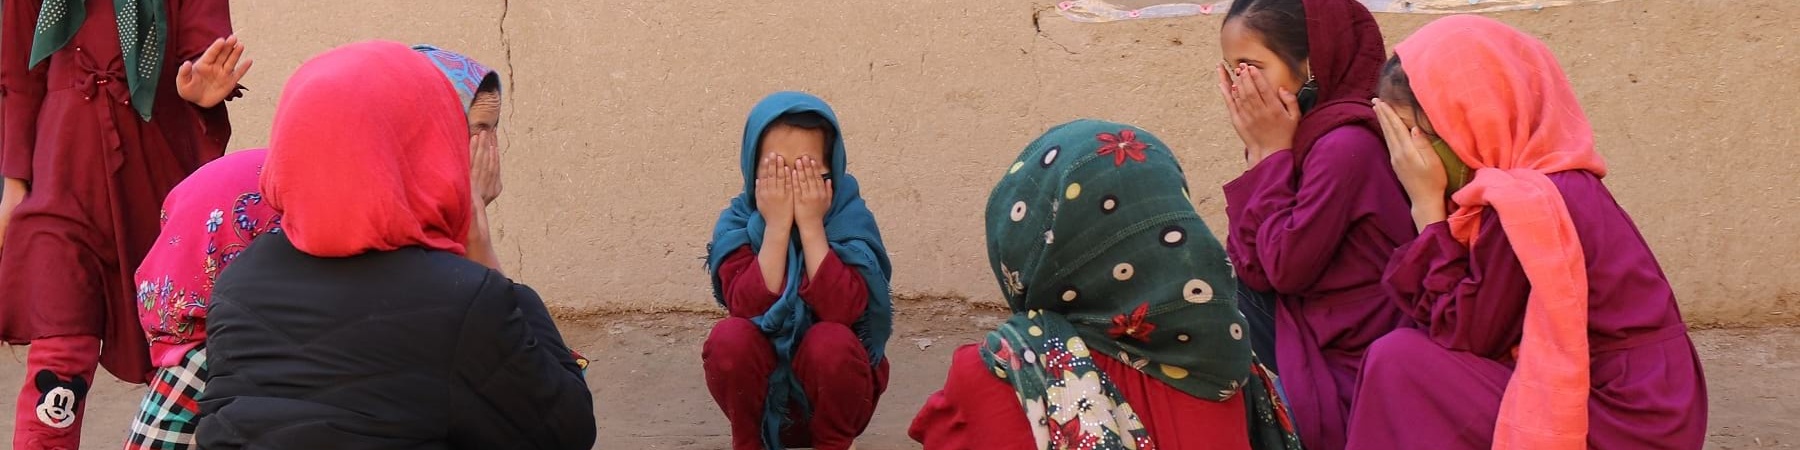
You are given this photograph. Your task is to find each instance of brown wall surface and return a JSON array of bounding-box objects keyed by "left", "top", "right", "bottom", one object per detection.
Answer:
[{"left": 224, "top": 0, "right": 1799, "bottom": 326}]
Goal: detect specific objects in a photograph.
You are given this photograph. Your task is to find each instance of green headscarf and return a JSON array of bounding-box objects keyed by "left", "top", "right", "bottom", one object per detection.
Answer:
[
  {"left": 30, "top": 0, "right": 168, "bottom": 121},
  {"left": 980, "top": 119, "right": 1303, "bottom": 450}
]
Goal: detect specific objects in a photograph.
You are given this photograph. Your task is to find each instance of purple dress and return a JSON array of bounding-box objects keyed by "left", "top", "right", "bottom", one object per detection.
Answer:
[
  {"left": 1223, "top": 125, "right": 1416, "bottom": 450},
  {"left": 1345, "top": 170, "right": 1708, "bottom": 450}
]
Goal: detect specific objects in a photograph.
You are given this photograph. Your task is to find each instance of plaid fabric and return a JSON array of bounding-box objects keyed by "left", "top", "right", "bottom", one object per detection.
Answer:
[{"left": 126, "top": 347, "right": 208, "bottom": 450}]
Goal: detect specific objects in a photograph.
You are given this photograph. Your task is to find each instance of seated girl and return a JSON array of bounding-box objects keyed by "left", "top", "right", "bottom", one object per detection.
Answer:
[
  {"left": 910, "top": 119, "right": 1301, "bottom": 450},
  {"left": 1345, "top": 15, "right": 1707, "bottom": 450},
  {"left": 703, "top": 92, "right": 894, "bottom": 450},
  {"left": 194, "top": 41, "right": 594, "bottom": 449}
]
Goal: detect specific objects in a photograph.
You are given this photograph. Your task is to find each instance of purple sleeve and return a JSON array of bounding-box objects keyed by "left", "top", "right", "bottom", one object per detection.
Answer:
[
  {"left": 1223, "top": 126, "right": 1385, "bottom": 293},
  {"left": 1382, "top": 215, "right": 1529, "bottom": 360},
  {"left": 1, "top": 0, "right": 48, "bottom": 181}
]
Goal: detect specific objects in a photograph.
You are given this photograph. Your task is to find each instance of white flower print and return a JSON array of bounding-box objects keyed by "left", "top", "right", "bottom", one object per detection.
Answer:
[
  {"left": 1048, "top": 371, "right": 1120, "bottom": 444},
  {"left": 1002, "top": 263, "right": 1025, "bottom": 297},
  {"left": 205, "top": 209, "right": 225, "bottom": 233}
]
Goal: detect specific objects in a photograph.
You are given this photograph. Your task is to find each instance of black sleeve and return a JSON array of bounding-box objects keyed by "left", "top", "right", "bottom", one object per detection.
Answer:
[{"left": 450, "top": 272, "right": 596, "bottom": 450}]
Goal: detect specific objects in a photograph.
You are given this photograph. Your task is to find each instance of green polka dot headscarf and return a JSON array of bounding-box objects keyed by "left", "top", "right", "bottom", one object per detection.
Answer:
[{"left": 980, "top": 119, "right": 1302, "bottom": 449}]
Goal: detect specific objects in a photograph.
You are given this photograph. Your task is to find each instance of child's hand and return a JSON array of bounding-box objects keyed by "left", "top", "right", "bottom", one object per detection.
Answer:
[
  {"left": 794, "top": 157, "right": 832, "bottom": 226},
  {"left": 1218, "top": 63, "right": 1299, "bottom": 167},
  {"left": 470, "top": 130, "right": 503, "bottom": 206},
  {"left": 755, "top": 154, "right": 795, "bottom": 227},
  {"left": 176, "top": 35, "right": 253, "bottom": 108},
  {"left": 1374, "top": 99, "right": 1447, "bottom": 203},
  {"left": 0, "top": 178, "right": 24, "bottom": 252}
]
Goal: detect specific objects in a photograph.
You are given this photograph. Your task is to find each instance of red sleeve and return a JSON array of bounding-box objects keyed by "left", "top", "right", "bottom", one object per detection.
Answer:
[
  {"left": 1382, "top": 214, "right": 1529, "bottom": 360},
  {"left": 170, "top": 0, "right": 239, "bottom": 156},
  {"left": 1223, "top": 126, "right": 1385, "bottom": 293},
  {"left": 799, "top": 250, "right": 870, "bottom": 325},
  {"left": 1, "top": 0, "right": 49, "bottom": 181},
  {"left": 719, "top": 246, "right": 781, "bottom": 318},
  {"left": 909, "top": 345, "right": 1037, "bottom": 449}
]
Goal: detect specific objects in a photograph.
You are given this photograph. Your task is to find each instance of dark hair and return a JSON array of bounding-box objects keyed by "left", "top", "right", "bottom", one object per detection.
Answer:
[
  {"left": 1225, "top": 0, "right": 1310, "bottom": 78},
  {"left": 1377, "top": 55, "right": 1418, "bottom": 110},
  {"left": 767, "top": 111, "right": 837, "bottom": 166},
  {"left": 476, "top": 73, "right": 502, "bottom": 96}
]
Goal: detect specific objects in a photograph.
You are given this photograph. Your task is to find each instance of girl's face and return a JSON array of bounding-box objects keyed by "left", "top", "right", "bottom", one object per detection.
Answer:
[
  {"left": 1220, "top": 19, "right": 1306, "bottom": 95},
  {"left": 756, "top": 124, "right": 830, "bottom": 179}
]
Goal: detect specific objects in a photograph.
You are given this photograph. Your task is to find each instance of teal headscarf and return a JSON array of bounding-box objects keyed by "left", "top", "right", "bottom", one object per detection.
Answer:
[
  {"left": 981, "top": 119, "right": 1302, "bottom": 450},
  {"left": 705, "top": 91, "right": 893, "bottom": 450},
  {"left": 29, "top": 0, "right": 167, "bottom": 121}
]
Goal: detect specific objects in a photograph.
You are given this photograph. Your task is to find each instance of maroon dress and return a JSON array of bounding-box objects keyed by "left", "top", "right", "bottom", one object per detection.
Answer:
[
  {"left": 1222, "top": 126, "right": 1414, "bottom": 450},
  {"left": 703, "top": 247, "right": 891, "bottom": 450},
  {"left": 0, "top": 0, "right": 235, "bottom": 384},
  {"left": 1344, "top": 171, "right": 1707, "bottom": 449}
]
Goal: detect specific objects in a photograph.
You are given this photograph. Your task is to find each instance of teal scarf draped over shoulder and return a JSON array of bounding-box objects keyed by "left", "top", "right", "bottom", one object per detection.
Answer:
[
  {"left": 705, "top": 91, "right": 893, "bottom": 450},
  {"left": 30, "top": 0, "right": 168, "bottom": 121}
]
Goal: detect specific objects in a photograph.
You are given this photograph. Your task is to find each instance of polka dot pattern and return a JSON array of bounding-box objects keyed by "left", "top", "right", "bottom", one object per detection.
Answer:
[
  {"left": 1010, "top": 201, "right": 1027, "bottom": 222},
  {"left": 1112, "top": 263, "right": 1134, "bottom": 281},
  {"left": 1040, "top": 145, "right": 1061, "bottom": 167},
  {"left": 1160, "top": 225, "right": 1187, "bottom": 247},
  {"left": 1183, "top": 279, "right": 1214, "bottom": 304},
  {"left": 1101, "top": 195, "right": 1119, "bottom": 214},
  {"left": 1065, "top": 183, "right": 1082, "bottom": 200},
  {"left": 1009, "top": 161, "right": 1024, "bottom": 174},
  {"left": 1061, "top": 287, "right": 1079, "bottom": 302}
]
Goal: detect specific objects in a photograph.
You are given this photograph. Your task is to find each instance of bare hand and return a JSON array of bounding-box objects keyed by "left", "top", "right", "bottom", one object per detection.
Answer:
[
  {"left": 0, "top": 178, "right": 24, "bottom": 252},
  {"left": 176, "top": 35, "right": 253, "bottom": 108},
  {"left": 793, "top": 157, "right": 832, "bottom": 226},
  {"left": 1218, "top": 63, "right": 1300, "bottom": 167},
  {"left": 470, "top": 131, "right": 503, "bottom": 206},
  {"left": 755, "top": 154, "right": 795, "bottom": 227},
  {"left": 1374, "top": 99, "right": 1447, "bottom": 203}
]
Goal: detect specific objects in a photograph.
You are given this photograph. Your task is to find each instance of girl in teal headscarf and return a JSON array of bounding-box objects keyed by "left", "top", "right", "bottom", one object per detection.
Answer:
[
  {"left": 911, "top": 119, "right": 1301, "bottom": 450},
  {"left": 705, "top": 92, "right": 894, "bottom": 450}
]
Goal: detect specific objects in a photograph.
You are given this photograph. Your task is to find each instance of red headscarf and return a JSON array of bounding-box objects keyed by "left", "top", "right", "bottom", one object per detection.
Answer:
[
  {"left": 260, "top": 41, "right": 473, "bottom": 257},
  {"left": 1398, "top": 15, "right": 1607, "bottom": 450},
  {"left": 1289, "top": 0, "right": 1386, "bottom": 164}
]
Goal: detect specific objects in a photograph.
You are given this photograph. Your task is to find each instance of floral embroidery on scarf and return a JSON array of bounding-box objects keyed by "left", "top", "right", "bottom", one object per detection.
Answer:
[
  {"left": 1107, "top": 303, "right": 1156, "bottom": 342},
  {"left": 1095, "top": 130, "right": 1148, "bottom": 166}
]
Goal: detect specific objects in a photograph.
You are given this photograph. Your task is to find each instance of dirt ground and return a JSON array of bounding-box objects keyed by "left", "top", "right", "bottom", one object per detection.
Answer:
[{"left": 1, "top": 298, "right": 1794, "bottom": 449}]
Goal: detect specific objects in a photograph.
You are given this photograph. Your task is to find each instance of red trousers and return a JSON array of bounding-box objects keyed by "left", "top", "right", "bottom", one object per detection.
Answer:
[
  {"left": 13, "top": 335, "right": 100, "bottom": 450},
  {"left": 703, "top": 318, "right": 889, "bottom": 450}
]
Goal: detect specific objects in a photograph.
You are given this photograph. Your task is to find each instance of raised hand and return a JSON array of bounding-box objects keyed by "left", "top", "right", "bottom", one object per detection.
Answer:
[
  {"left": 793, "top": 157, "right": 832, "bottom": 227},
  {"left": 470, "top": 131, "right": 503, "bottom": 206},
  {"left": 1374, "top": 99, "right": 1447, "bottom": 203},
  {"left": 176, "top": 35, "right": 253, "bottom": 108},
  {"left": 755, "top": 154, "right": 795, "bottom": 228},
  {"left": 1218, "top": 63, "right": 1300, "bottom": 167}
]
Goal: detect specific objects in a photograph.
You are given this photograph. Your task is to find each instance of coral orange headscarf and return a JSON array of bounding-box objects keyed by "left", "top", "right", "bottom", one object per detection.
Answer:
[
  {"left": 260, "top": 41, "right": 473, "bottom": 257},
  {"left": 1397, "top": 15, "right": 1607, "bottom": 450}
]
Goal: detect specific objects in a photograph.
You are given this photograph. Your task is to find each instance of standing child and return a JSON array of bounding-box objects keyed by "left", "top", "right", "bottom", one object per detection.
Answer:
[
  {"left": 1346, "top": 15, "right": 1708, "bottom": 450},
  {"left": 1215, "top": 0, "right": 1413, "bottom": 448},
  {"left": 704, "top": 91, "right": 893, "bottom": 450},
  {"left": 0, "top": 1, "right": 249, "bottom": 448}
]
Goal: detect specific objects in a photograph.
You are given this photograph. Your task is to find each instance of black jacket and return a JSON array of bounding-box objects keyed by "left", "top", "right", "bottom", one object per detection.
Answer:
[{"left": 197, "top": 233, "right": 596, "bottom": 449}]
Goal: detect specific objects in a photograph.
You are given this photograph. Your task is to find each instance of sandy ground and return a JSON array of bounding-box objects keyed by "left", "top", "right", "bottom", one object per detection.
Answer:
[{"left": 1, "top": 298, "right": 1794, "bottom": 449}]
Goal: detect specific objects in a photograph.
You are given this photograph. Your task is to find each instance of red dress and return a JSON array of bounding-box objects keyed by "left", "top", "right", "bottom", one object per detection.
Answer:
[
  {"left": 0, "top": 0, "right": 235, "bottom": 384},
  {"left": 910, "top": 345, "right": 1252, "bottom": 450},
  {"left": 703, "top": 247, "right": 891, "bottom": 450}
]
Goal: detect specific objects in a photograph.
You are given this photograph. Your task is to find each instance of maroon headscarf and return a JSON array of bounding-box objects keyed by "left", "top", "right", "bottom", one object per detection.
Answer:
[{"left": 1289, "top": 0, "right": 1386, "bottom": 165}]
